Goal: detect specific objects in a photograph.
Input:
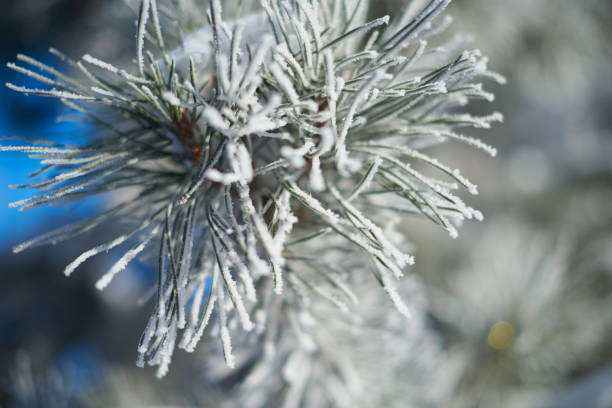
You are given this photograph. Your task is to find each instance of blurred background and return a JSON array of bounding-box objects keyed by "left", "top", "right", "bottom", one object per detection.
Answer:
[{"left": 1, "top": 0, "right": 611, "bottom": 406}]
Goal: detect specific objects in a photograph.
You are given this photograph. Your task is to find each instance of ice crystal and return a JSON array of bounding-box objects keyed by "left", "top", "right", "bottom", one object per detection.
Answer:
[{"left": 2, "top": 0, "right": 502, "bottom": 383}]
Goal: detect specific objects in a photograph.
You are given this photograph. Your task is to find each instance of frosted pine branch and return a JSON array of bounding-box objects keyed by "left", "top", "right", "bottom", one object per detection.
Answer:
[{"left": 3, "top": 0, "right": 502, "bottom": 395}]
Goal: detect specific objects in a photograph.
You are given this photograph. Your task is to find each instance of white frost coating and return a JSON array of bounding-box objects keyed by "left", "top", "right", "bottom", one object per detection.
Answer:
[
  {"left": 239, "top": 95, "right": 285, "bottom": 135},
  {"left": 210, "top": 0, "right": 224, "bottom": 39},
  {"left": 309, "top": 156, "right": 325, "bottom": 192},
  {"left": 0, "top": 145, "right": 80, "bottom": 154},
  {"left": 336, "top": 70, "right": 390, "bottom": 176},
  {"left": 241, "top": 34, "right": 274, "bottom": 89},
  {"left": 14, "top": 53, "right": 72, "bottom": 86},
  {"left": 185, "top": 293, "right": 217, "bottom": 352},
  {"left": 291, "top": 15, "right": 315, "bottom": 79},
  {"left": 247, "top": 244, "right": 270, "bottom": 278},
  {"left": 202, "top": 106, "right": 229, "bottom": 131},
  {"left": 429, "top": 81, "right": 447, "bottom": 94},
  {"left": 268, "top": 191, "right": 298, "bottom": 294},
  {"left": 376, "top": 261, "right": 413, "bottom": 320},
  {"left": 273, "top": 191, "right": 298, "bottom": 247},
  {"left": 336, "top": 148, "right": 362, "bottom": 176},
  {"left": 217, "top": 253, "right": 254, "bottom": 331},
  {"left": 39, "top": 155, "right": 102, "bottom": 165},
  {"left": 136, "top": 0, "right": 150, "bottom": 75},
  {"left": 217, "top": 228, "right": 257, "bottom": 303},
  {"left": 269, "top": 63, "right": 300, "bottom": 104},
  {"left": 463, "top": 49, "right": 489, "bottom": 76},
  {"left": 9, "top": 156, "right": 137, "bottom": 209},
  {"left": 155, "top": 322, "right": 177, "bottom": 378},
  {"left": 235, "top": 143, "right": 254, "bottom": 182},
  {"left": 64, "top": 234, "right": 130, "bottom": 276},
  {"left": 384, "top": 0, "right": 451, "bottom": 50},
  {"left": 95, "top": 225, "right": 161, "bottom": 290},
  {"left": 285, "top": 181, "right": 340, "bottom": 225},
  {"left": 280, "top": 141, "right": 314, "bottom": 168},
  {"left": 357, "top": 143, "right": 479, "bottom": 195},
  {"left": 90, "top": 87, "right": 115, "bottom": 97},
  {"left": 317, "top": 127, "right": 335, "bottom": 156},
  {"left": 22, "top": 153, "right": 121, "bottom": 185},
  {"left": 439, "top": 112, "right": 503, "bottom": 130},
  {"left": 331, "top": 186, "right": 414, "bottom": 274},
  {"left": 450, "top": 42, "right": 496, "bottom": 86},
  {"left": 348, "top": 156, "right": 382, "bottom": 201},
  {"left": 204, "top": 168, "right": 240, "bottom": 184},
  {"left": 275, "top": 43, "right": 312, "bottom": 88},
  {"left": 161, "top": 91, "right": 181, "bottom": 106},
  {"left": 227, "top": 151, "right": 286, "bottom": 286},
  {"left": 220, "top": 325, "right": 236, "bottom": 368},
  {"left": 228, "top": 23, "right": 244, "bottom": 87},
  {"left": 216, "top": 283, "right": 237, "bottom": 368},
  {"left": 82, "top": 54, "right": 120, "bottom": 74},
  {"left": 463, "top": 83, "right": 495, "bottom": 102},
  {"left": 168, "top": 12, "right": 270, "bottom": 73},
  {"left": 177, "top": 216, "right": 196, "bottom": 330},
  {"left": 178, "top": 281, "right": 205, "bottom": 349},
  {"left": 137, "top": 315, "right": 156, "bottom": 356},
  {"left": 324, "top": 50, "right": 337, "bottom": 101},
  {"left": 296, "top": 0, "right": 323, "bottom": 51},
  {"left": 206, "top": 142, "right": 253, "bottom": 185},
  {"left": 337, "top": 15, "right": 390, "bottom": 47},
  {"left": 438, "top": 130, "right": 498, "bottom": 157},
  {"left": 149, "top": 0, "right": 164, "bottom": 49},
  {"left": 239, "top": 266, "right": 257, "bottom": 303},
  {"left": 5, "top": 83, "right": 95, "bottom": 100},
  {"left": 216, "top": 54, "right": 231, "bottom": 95},
  {"left": 238, "top": 184, "right": 285, "bottom": 293},
  {"left": 378, "top": 152, "right": 480, "bottom": 224},
  {"left": 484, "top": 112, "right": 504, "bottom": 125}
]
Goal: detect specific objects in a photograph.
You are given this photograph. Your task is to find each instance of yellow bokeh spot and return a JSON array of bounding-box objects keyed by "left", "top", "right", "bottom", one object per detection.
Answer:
[{"left": 487, "top": 321, "right": 515, "bottom": 350}]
